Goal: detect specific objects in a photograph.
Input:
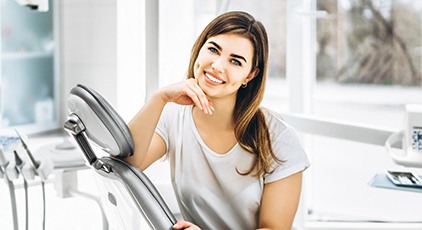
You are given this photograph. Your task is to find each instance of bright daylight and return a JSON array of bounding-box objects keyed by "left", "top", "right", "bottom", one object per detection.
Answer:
[{"left": 1, "top": 0, "right": 421, "bottom": 230}]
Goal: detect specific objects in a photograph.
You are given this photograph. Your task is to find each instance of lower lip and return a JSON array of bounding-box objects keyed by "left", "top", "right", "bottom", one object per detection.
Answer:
[{"left": 204, "top": 74, "right": 223, "bottom": 86}]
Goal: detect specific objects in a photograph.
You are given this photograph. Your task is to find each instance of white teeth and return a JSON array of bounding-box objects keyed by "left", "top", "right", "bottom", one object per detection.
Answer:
[{"left": 205, "top": 72, "right": 223, "bottom": 84}]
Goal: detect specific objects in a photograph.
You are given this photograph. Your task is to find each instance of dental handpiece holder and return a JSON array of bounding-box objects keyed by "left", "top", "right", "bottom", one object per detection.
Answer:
[
  {"left": 64, "top": 84, "right": 177, "bottom": 230},
  {"left": 16, "top": 131, "right": 54, "bottom": 181},
  {"left": 386, "top": 104, "right": 422, "bottom": 168},
  {"left": 0, "top": 136, "right": 53, "bottom": 181}
]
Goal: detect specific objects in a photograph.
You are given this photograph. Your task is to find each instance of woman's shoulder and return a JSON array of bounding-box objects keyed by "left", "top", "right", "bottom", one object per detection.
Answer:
[
  {"left": 160, "top": 103, "right": 191, "bottom": 123},
  {"left": 261, "top": 107, "right": 290, "bottom": 132},
  {"left": 260, "top": 107, "right": 304, "bottom": 143},
  {"left": 162, "top": 103, "right": 190, "bottom": 114},
  {"left": 261, "top": 107, "right": 310, "bottom": 181}
]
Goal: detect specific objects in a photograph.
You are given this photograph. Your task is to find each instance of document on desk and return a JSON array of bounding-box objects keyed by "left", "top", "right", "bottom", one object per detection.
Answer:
[{"left": 369, "top": 173, "right": 422, "bottom": 193}]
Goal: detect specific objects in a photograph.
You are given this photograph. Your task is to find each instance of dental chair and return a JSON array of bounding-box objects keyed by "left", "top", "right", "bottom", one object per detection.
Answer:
[{"left": 64, "top": 84, "right": 177, "bottom": 229}]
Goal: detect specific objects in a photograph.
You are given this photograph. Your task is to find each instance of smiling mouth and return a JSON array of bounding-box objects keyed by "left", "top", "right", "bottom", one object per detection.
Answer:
[{"left": 205, "top": 72, "right": 225, "bottom": 84}]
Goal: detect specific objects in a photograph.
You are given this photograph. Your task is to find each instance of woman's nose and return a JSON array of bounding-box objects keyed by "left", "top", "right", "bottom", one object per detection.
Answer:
[{"left": 211, "top": 58, "right": 225, "bottom": 74}]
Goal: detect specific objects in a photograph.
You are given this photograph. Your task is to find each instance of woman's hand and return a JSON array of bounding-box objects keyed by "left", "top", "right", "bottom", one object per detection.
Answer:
[
  {"left": 172, "top": 220, "right": 202, "bottom": 230},
  {"left": 158, "top": 78, "right": 214, "bottom": 114}
]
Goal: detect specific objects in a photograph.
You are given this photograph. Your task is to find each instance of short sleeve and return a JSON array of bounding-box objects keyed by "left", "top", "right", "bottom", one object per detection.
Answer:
[
  {"left": 264, "top": 115, "right": 310, "bottom": 184},
  {"left": 155, "top": 103, "right": 179, "bottom": 153}
]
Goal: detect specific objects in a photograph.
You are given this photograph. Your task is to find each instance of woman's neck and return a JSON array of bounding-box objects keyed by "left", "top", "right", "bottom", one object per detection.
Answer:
[{"left": 193, "top": 98, "right": 235, "bottom": 130}]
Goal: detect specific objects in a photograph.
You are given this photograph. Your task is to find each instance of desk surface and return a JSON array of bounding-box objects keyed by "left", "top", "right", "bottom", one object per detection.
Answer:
[
  {"left": 27, "top": 133, "right": 86, "bottom": 170},
  {"left": 34, "top": 141, "right": 85, "bottom": 170}
]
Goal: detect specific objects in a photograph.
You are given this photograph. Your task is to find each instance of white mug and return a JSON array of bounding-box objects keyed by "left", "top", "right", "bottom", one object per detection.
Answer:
[{"left": 386, "top": 104, "right": 422, "bottom": 168}]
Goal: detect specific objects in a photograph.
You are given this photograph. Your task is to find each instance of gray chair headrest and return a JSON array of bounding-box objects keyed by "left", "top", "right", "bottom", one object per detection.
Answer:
[{"left": 67, "top": 84, "right": 134, "bottom": 158}]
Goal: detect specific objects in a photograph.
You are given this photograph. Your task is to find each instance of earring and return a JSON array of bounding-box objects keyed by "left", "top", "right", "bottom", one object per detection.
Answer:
[{"left": 241, "top": 83, "right": 247, "bottom": 88}]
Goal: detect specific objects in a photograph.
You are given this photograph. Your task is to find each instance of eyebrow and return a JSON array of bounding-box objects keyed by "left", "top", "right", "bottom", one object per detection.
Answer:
[{"left": 208, "top": 41, "right": 247, "bottom": 63}]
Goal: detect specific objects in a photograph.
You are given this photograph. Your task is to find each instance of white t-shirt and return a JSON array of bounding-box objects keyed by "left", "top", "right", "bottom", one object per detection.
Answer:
[{"left": 156, "top": 104, "right": 310, "bottom": 230}]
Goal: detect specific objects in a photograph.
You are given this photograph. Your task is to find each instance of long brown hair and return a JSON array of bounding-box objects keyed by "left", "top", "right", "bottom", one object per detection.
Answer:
[{"left": 187, "top": 11, "right": 281, "bottom": 177}]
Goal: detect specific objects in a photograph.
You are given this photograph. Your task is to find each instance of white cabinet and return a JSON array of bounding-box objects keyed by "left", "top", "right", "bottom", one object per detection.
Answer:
[{"left": 0, "top": 0, "right": 58, "bottom": 134}]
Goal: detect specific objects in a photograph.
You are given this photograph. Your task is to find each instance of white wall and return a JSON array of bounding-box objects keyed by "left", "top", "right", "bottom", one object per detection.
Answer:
[
  {"left": 115, "top": 0, "right": 145, "bottom": 121},
  {"left": 158, "top": 0, "right": 195, "bottom": 87},
  {"left": 59, "top": 0, "right": 117, "bottom": 124}
]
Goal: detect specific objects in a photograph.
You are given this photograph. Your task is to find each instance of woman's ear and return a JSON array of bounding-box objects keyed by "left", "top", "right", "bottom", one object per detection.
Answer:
[{"left": 246, "top": 68, "right": 260, "bottom": 83}]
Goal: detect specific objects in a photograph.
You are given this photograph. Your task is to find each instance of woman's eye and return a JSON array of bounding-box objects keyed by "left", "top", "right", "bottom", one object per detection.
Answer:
[
  {"left": 208, "top": 47, "right": 218, "bottom": 54},
  {"left": 231, "top": 59, "right": 241, "bottom": 66}
]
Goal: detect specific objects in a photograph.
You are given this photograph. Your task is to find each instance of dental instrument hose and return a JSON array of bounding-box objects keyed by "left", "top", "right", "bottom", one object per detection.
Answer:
[
  {"left": 15, "top": 130, "right": 47, "bottom": 230},
  {"left": 42, "top": 180, "right": 46, "bottom": 230},
  {"left": 16, "top": 158, "right": 47, "bottom": 230},
  {"left": 14, "top": 150, "right": 28, "bottom": 230},
  {"left": 0, "top": 148, "right": 19, "bottom": 230},
  {"left": 6, "top": 172, "right": 19, "bottom": 230}
]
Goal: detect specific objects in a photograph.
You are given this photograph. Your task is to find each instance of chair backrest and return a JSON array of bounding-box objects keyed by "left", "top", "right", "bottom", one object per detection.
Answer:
[{"left": 64, "top": 84, "right": 177, "bottom": 230}]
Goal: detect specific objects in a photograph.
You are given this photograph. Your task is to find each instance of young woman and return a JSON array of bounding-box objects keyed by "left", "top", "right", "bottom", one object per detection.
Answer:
[{"left": 126, "top": 11, "right": 310, "bottom": 230}]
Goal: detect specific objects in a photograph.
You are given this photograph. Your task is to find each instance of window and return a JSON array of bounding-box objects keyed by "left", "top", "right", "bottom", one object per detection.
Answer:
[
  {"left": 314, "top": 0, "right": 422, "bottom": 127},
  {"left": 308, "top": 0, "right": 422, "bottom": 226},
  {"left": 1, "top": 0, "right": 58, "bottom": 135}
]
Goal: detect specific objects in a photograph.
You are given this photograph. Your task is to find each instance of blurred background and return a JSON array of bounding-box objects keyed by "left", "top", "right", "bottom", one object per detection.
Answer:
[{"left": 1, "top": 0, "right": 422, "bottom": 229}]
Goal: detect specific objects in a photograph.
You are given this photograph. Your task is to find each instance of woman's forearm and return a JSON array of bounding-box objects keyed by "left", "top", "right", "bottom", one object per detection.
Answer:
[
  {"left": 126, "top": 91, "right": 167, "bottom": 168},
  {"left": 126, "top": 79, "right": 213, "bottom": 168}
]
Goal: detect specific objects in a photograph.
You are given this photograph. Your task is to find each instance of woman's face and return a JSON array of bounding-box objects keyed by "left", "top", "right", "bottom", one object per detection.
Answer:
[{"left": 194, "top": 33, "right": 256, "bottom": 100}]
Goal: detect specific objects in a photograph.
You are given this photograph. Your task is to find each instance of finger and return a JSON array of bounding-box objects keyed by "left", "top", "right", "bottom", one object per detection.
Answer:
[
  {"left": 208, "top": 100, "right": 215, "bottom": 112},
  {"left": 183, "top": 86, "right": 205, "bottom": 111},
  {"left": 172, "top": 220, "right": 191, "bottom": 229},
  {"left": 182, "top": 80, "right": 208, "bottom": 114},
  {"left": 187, "top": 83, "right": 210, "bottom": 114},
  {"left": 188, "top": 80, "right": 214, "bottom": 114}
]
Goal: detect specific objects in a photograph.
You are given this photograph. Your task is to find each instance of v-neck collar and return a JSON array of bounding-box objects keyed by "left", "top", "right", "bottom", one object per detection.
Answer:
[{"left": 187, "top": 105, "right": 239, "bottom": 157}]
